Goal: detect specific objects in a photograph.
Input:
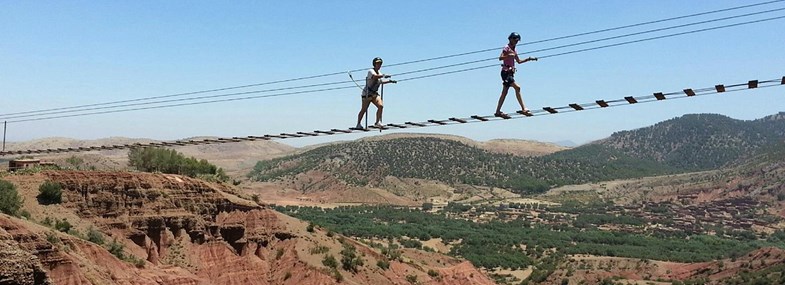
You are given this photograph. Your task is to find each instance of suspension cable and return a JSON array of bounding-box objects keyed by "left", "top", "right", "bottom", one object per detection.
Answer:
[
  {"left": 3, "top": 0, "right": 782, "bottom": 118},
  {"left": 4, "top": 15, "right": 784, "bottom": 124},
  {"left": 3, "top": 13, "right": 784, "bottom": 123}
]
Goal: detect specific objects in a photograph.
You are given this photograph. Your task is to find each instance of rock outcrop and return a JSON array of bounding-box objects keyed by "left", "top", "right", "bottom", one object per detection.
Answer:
[{"left": 1, "top": 171, "right": 496, "bottom": 285}]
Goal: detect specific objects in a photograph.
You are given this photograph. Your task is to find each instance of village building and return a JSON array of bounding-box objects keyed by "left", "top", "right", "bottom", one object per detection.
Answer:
[{"left": 7, "top": 158, "right": 56, "bottom": 172}]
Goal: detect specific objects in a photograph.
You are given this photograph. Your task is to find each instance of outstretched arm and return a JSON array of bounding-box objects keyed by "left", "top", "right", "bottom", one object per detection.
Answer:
[
  {"left": 370, "top": 70, "right": 391, "bottom": 79},
  {"left": 517, "top": 56, "right": 538, "bottom": 64}
]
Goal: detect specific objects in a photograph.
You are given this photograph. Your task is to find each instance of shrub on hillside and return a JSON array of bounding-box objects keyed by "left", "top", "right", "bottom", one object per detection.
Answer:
[
  {"left": 87, "top": 226, "right": 105, "bottom": 245},
  {"left": 128, "top": 147, "right": 228, "bottom": 182},
  {"left": 54, "top": 219, "right": 72, "bottom": 233},
  {"left": 0, "top": 179, "right": 23, "bottom": 216},
  {"left": 322, "top": 254, "right": 338, "bottom": 269},
  {"left": 108, "top": 238, "right": 126, "bottom": 260},
  {"left": 377, "top": 259, "right": 390, "bottom": 270},
  {"left": 340, "top": 243, "right": 363, "bottom": 272},
  {"left": 37, "top": 181, "right": 62, "bottom": 205}
]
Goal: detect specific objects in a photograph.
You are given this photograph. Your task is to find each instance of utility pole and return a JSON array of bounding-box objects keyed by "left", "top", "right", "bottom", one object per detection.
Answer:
[{"left": 2, "top": 121, "right": 6, "bottom": 152}]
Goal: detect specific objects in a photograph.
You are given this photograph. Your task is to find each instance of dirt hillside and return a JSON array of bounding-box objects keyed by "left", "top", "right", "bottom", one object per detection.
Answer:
[{"left": 0, "top": 170, "right": 495, "bottom": 285}]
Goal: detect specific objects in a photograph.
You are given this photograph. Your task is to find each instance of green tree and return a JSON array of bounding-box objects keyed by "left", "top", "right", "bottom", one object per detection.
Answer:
[
  {"left": 0, "top": 180, "right": 22, "bottom": 216},
  {"left": 37, "top": 181, "right": 62, "bottom": 205}
]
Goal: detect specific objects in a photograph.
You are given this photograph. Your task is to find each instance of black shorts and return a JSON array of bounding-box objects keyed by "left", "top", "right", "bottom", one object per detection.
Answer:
[
  {"left": 361, "top": 91, "right": 379, "bottom": 99},
  {"left": 501, "top": 70, "right": 515, "bottom": 86}
]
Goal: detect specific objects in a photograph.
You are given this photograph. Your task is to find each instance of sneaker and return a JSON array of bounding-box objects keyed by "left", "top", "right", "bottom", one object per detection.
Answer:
[
  {"left": 494, "top": 111, "right": 506, "bottom": 117},
  {"left": 374, "top": 122, "right": 383, "bottom": 128}
]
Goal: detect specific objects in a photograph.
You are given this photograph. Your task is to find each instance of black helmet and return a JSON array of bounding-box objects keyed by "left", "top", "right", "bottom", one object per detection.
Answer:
[
  {"left": 508, "top": 32, "right": 521, "bottom": 40},
  {"left": 372, "top": 57, "right": 383, "bottom": 64}
]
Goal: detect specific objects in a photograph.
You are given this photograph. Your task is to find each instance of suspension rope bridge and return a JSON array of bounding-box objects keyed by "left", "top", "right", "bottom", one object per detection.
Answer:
[{"left": 2, "top": 76, "right": 782, "bottom": 157}]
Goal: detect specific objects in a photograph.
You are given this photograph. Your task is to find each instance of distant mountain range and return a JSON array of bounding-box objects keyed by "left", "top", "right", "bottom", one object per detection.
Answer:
[
  {"left": 590, "top": 112, "right": 785, "bottom": 170},
  {"left": 248, "top": 112, "right": 785, "bottom": 194},
  {"left": 553, "top": 140, "right": 579, "bottom": 147}
]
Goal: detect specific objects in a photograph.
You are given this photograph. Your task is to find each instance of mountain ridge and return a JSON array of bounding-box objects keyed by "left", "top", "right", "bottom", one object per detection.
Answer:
[{"left": 587, "top": 112, "right": 785, "bottom": 170}]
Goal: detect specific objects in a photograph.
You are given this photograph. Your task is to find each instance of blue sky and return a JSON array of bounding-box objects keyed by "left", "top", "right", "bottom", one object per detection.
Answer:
[{"left": 2, "top": 1, "right": 784, "bottom": 147}]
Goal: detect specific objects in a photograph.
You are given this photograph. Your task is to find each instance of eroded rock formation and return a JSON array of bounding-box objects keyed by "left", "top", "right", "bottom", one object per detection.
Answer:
[{"left": 0, "top": 171, "right": 495, "bottom": 285}]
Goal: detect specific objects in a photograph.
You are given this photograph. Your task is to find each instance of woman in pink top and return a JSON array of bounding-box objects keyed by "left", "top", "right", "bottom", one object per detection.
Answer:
[{"left": 495, "top": 32, "right": 537, "bottom": 117}]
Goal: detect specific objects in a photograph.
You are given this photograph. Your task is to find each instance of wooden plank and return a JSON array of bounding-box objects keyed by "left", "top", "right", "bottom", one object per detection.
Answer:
[
  {"left": 428, "top": 119, "right": 447, "bottom": 125},
  {"left": 470, "top": 115, "right": 489, "bottom": 121},
  {"left": 715, "top": 84, "right": 726, "bottom": 92},
  {"left": 748, "top": 80, "right": 758, "bottom": 89},
  {"left": 248, "top": 136, "right": 271, "bottom": 140},
  {"left": 654, "top": 92, "right": 666, "bottom": 100},
  {"left": 683, "top": 89, "right": 695, "bottom": 96},
  {"left": 449, "top": 117, "right": 467, "bottom": 123},
  {"left": 624, "top": 96, "right": 638, "bottom": 104},
  {"left": 405, "top": 121, "right": 426, "bottom": 127},
  {"left": 543, "top": 107, "right": 558, "bottom": 114},
  {"left": 596, "top": 100, "right": 609, "bottom": 107},
  {"left": 569, "top": 104, "right": 584, "bottom": 110},
  {"left": 495, "top": 112, "right": 512, "bottom": 119}
]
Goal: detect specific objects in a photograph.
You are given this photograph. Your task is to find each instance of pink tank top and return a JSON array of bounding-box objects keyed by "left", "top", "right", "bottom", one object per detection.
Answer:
[{"left": 501, "top": 45, "right": 518, "bottom": 71}]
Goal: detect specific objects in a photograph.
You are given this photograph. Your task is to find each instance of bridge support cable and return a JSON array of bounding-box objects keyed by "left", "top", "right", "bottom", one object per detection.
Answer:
[
  {"left": 4, "top": 12, "right": 785, "bottom": 123},
  {"left": 0, "top": 77, "right": 782, "bottom": 157}
]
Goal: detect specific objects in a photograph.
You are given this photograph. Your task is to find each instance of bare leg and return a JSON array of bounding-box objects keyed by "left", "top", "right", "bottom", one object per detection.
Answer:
[
  {"left": 495, "top": 85, "right": 511, "bottom": 114},
  {"left": 357, "top": 98, "right": 372, "bottom": 127},
  {"left": 512, "top": 82, "right": 527, "bottom": 111},
  {"left": 371, "top": 96, "right": 384, "bottom": 125}
]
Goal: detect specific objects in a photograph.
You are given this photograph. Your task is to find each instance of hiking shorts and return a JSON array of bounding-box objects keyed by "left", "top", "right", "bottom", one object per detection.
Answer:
[
  {"left": 501, "top": 70, "right": 515, "bottom": 87},
  {"left": 361, "top": 91, "right": 379, "bottom": 100}
]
